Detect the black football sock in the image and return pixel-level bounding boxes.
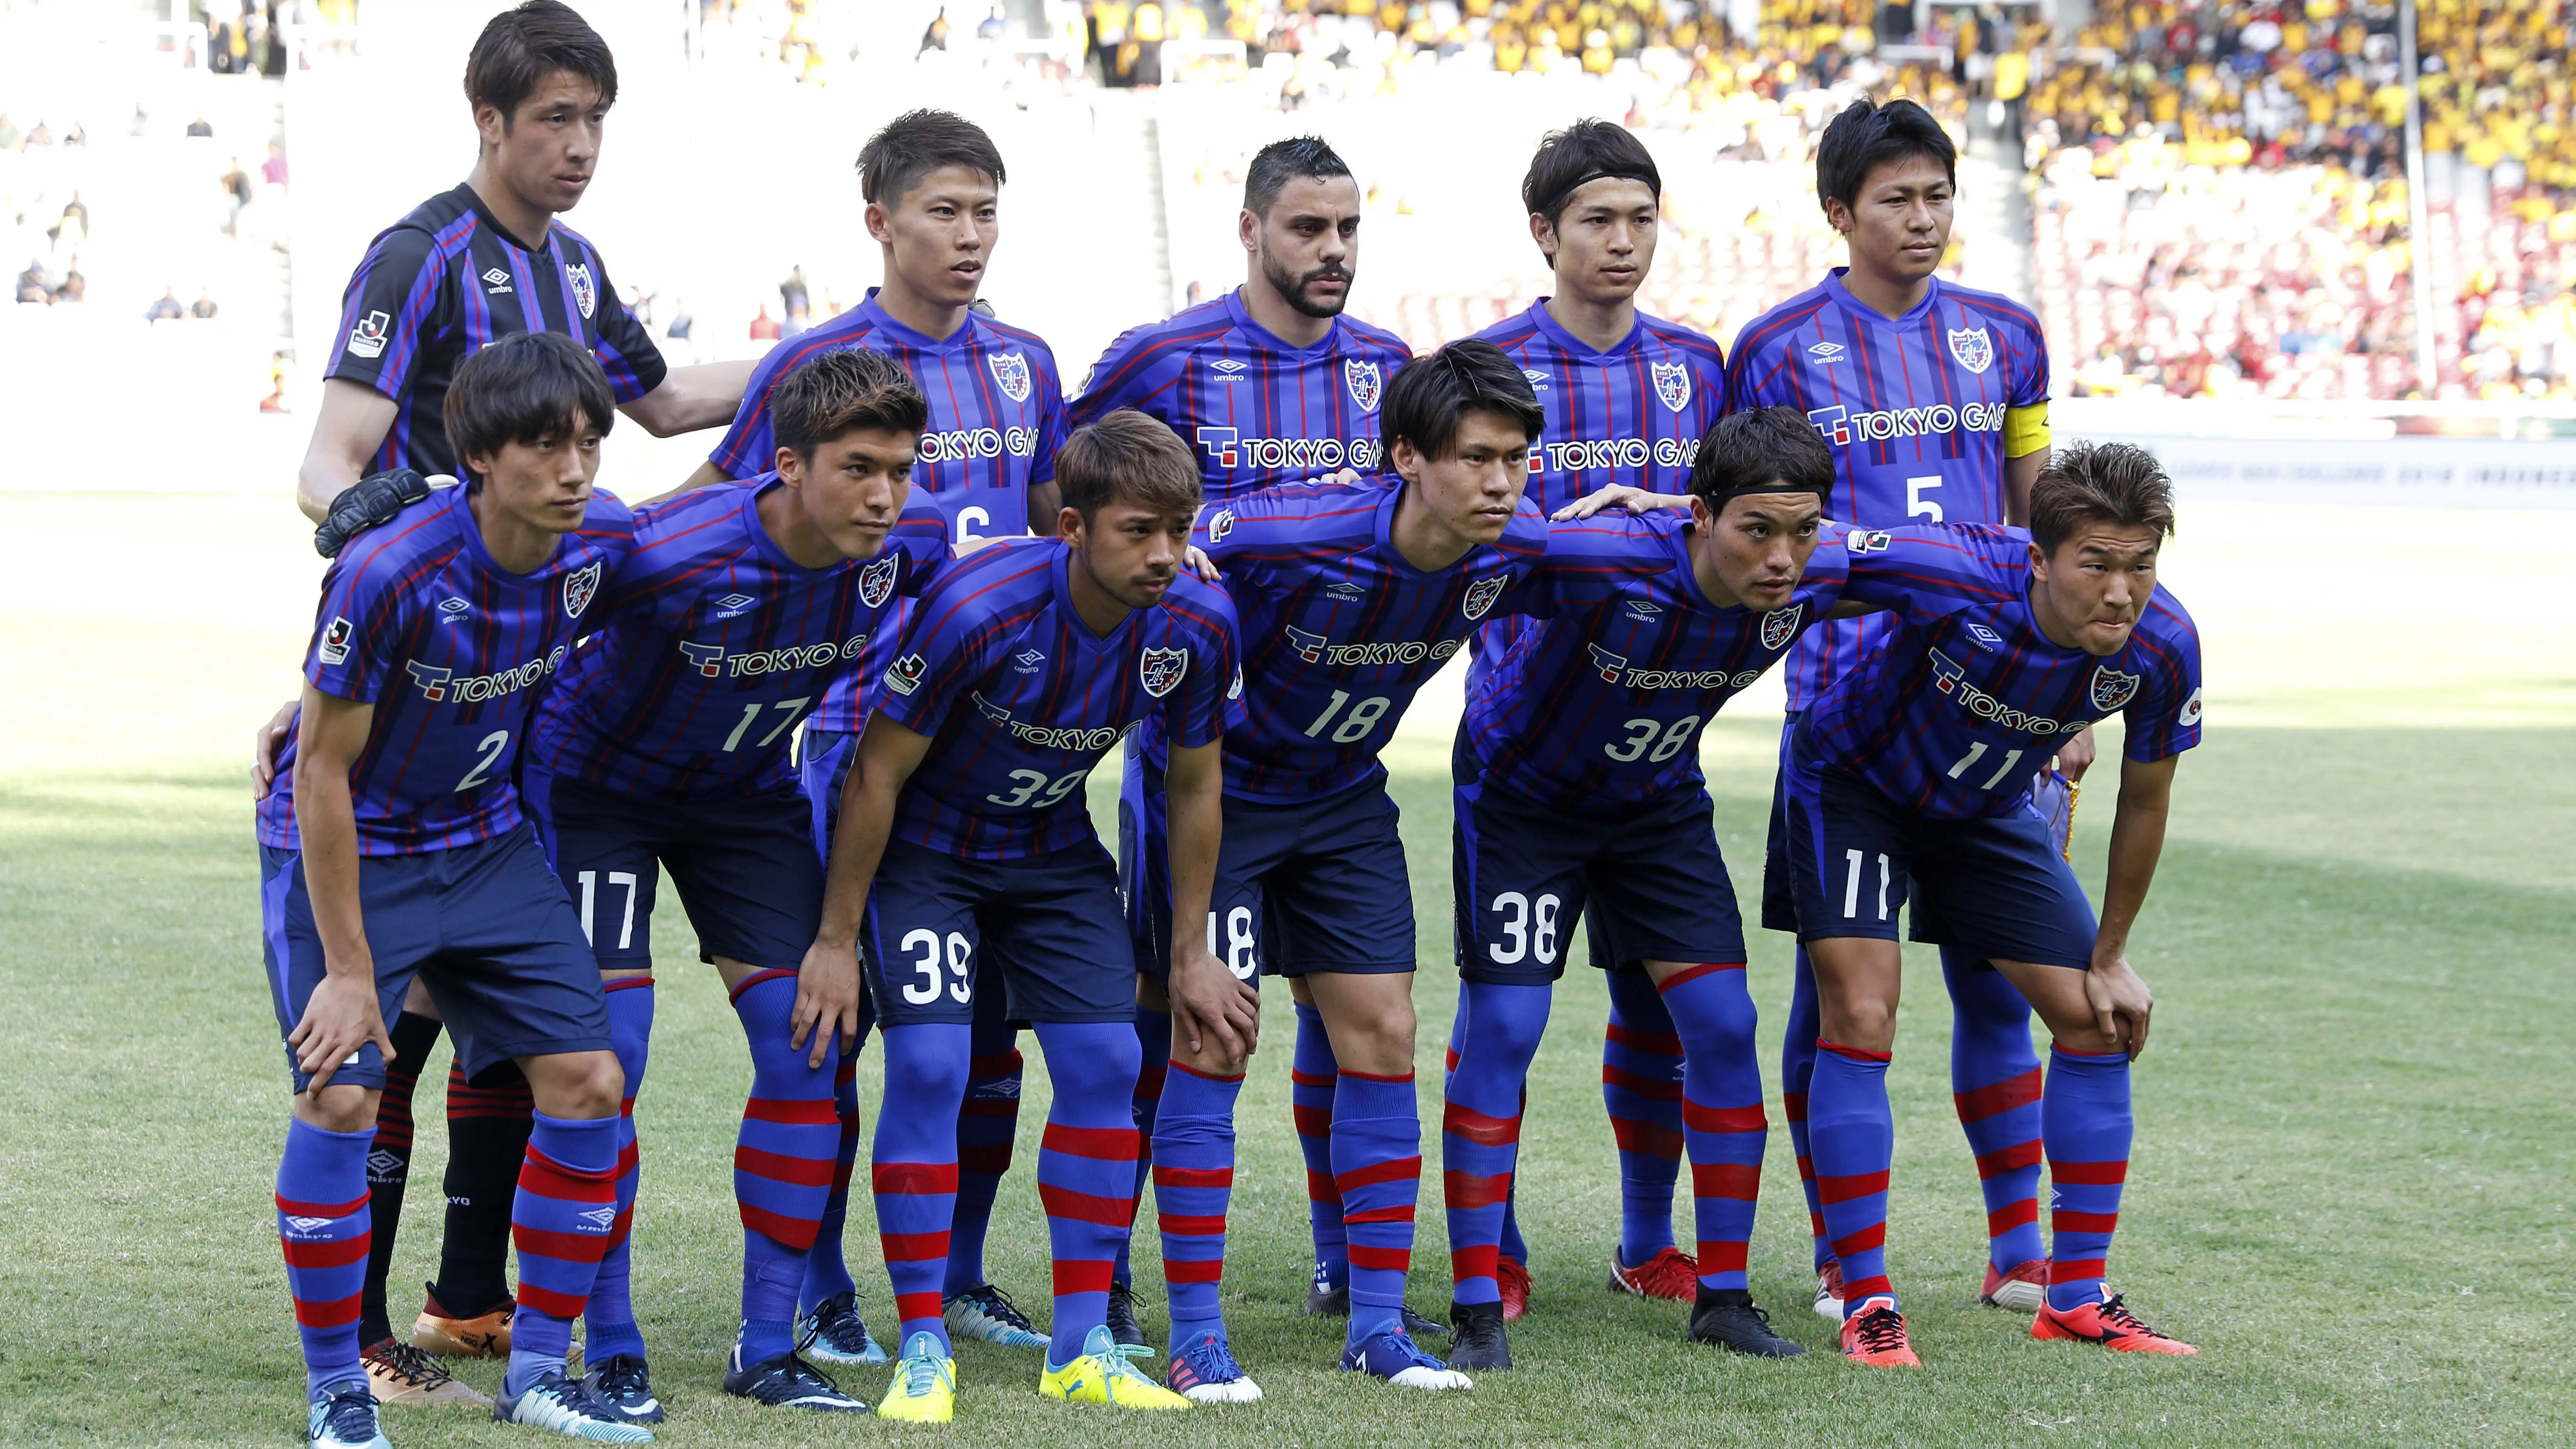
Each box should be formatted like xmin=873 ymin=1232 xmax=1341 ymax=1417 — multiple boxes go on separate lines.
xmin=428 ymin=1057 xmax=535 ymax=1317
xmin=358 ymin=1011 xmax=444 ymax=1347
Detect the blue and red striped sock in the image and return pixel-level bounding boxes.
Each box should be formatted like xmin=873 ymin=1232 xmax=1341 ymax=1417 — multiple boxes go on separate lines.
xmin=1291 ymin=1005 xmax=1349 ymax=1291
xmin=1807 ymin=1039 xmax=1896 ymax=1312
xmin=584 ymin=976 xmax=653 ymax=1365
xmin=1602 ymin=966 xmax=1685 ymax=1266
xmin=1942 ymin=950 xmax=2045 ymax=1273
xmin=944 ymin=1025 xmax=1022 ymax=1297
xmin=1031 ymin=1022 xmax=1140 ymax=1364
xmin=797 ymin=1046 xmax=868 ymax=1315
xmin=1116 ymin=1005 xmax=1172 ymax=1290
xmin=2042 ymin=1045 xmax=2133 ymax=1311
xmin=1152 ymin=1061 xmax=1241 ymax=1349
xmin=1441 ymin=998 xmax=1527 ymax=1266
xmin=730 ymin=970 xmax=840 ymax=1361
xmin=1656 ymin=963 xmax=1765 ymax=1291
xmin=1441 ymin=981 xmax=1546 ymax=1306
xmin=277 ymin=1118 xmax=372 ymax=1398
xmin=873 ymin=1022 xmax=969 ymax=1354
xmin=1781 ymin=948 xmax=1831 ymax=1272
xmin=505 ymin=1111 xmax=621 ymax=1395
xmin=1332 ymin=1069 xmax=1422 ymax=1348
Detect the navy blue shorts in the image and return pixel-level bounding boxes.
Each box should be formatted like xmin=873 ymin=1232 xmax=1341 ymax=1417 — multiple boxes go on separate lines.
xmin=864 ymin=836 xmax=1134 ymax=1028
xmin=1126 ymin=760 xmax=1417 ymax=984
xmin=1453 ymin=759 xmax=1745 ymax=985
xmin=1774 ymin=735 xmax=2098 ymax=970
xmin=258 ymin=822 xmax=609 ymax=1094
xmin=527 ymin=768 xmax=822 ymax=973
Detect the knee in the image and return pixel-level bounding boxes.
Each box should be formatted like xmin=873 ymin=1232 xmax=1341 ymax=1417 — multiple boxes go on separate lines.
xmin=537 ymin=1051 xmax=624 ymax=1119
xmin=1819 ymin=997 xmax=1897 ymax=1055
xmin=298 ymin=1083 xmax=377 ymax=1135
xmin=1347 ymin=1002 xmax=1417 ymax=1078
xmin=1460 ymin=985 xmax=1548 ymax=1067
xmin=883 ymin=1026 xmax=971 ymax=1104
xmin=1044 ymin=1025 xmax=1142 ymax=1104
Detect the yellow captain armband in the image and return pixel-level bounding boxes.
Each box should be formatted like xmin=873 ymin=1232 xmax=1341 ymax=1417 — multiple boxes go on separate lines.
xmin=2004 ymin=402 xmax=2052 ymax=459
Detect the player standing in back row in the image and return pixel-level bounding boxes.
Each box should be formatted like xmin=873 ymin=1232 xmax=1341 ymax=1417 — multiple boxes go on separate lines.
xmin=1071 ymin=134 xmax=1415 ymax=1344
xmin=698 ymin=108 xmax=1073 ymax=1359
xmin=1725 ymin=97 xmax=2068 ymax=1324
xmin=1466 ymin=118 xmax=1728 ymax=1317
xmin=287 ymin=2 xmax=753 ymax=1409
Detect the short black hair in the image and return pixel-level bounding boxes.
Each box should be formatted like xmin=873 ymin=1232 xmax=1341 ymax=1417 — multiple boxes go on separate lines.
xmin=465 ymin=1 xmax=617 ymax=125
xmin=1687 ymin=406 xmax=1835 ymax=510
xmin=443 ymin=331 xmax=615 ymax=485
xmin=1056 ymin=411 xmax=1203 ymax=521
xmin=857 ymin=108 xmax=1006 ymax=208
xmin=773 ymin=348 xmax=929 ymax=463
xmin=2031 ymin=441 xmax=2176 ymax=553
xmin=1521 ymin=119 xmax=1661 ymax=225
xmin=1380 ymin=339 xmax=1544 ymax=463
xmin=1244 ymin=136 xmax=1353 ymax=217
xmin=1815 ymin=97 xmax=1956 ymax=211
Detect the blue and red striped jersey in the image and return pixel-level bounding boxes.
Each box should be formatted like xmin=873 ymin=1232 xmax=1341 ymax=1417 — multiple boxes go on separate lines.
xmin=258 ymin=485 xmax=636 ymax=855
xmin=1462 ymin=510 xmax=1845 ymax=814
xmin=1727 ymin=269 xmax=2049 ymax=710
xmin=528 ymin=478 xmax=950 ymax=802
xmin=709 ymin=288 xmax=1071 ymax=733
xmin=1805 ymin=523 xmax=2201 ymax=820
xmin=1190 ymin=476 xmax=1552 ymax=803
xmin=874 ymin=538 xmax=1238 ymax=860
xmin=326 ymin=185 xmax=667 ymax=480
xmin=1467 ymin=300 xmax=1726 ymax=677
xmin=1069 ymin=287 xmax=1413 ymax=502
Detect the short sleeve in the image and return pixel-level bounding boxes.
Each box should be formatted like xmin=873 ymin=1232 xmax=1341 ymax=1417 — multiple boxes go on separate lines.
xmin=1066 ymin=324 xmax=1167 ymax=431
xmin=2009 ymin=316 xmax=2051 ymax=410
xmin=1028 ymin=371 xmax=1071 ymax=486
xmin=2120 ymin=608 xmax=2203 ymax=763
xmin=708 ymin=342 xmax=791 ymax=479
xmin=582 ymin=254 xmax=669 ymax=403
xmin=1163 ymin=588 xmax=1240 ymax=750
xmin=1834 ymin=523 xmax=1969 ymax=614
xmin=325 ymin=225 xmax=446 ymax=399
xmin=303 ymin=553 xmax=413 ymax=704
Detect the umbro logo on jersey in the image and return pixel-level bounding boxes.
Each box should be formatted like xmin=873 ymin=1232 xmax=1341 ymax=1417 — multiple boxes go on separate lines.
xmin=1344 ymin=359 xmax=1383 ymax=412
xmin=482 ymin=267 xmax=513 ymax=294
xmin=1324 ymin=580 xmax=1367 ymax=602
xmin=2089 ymin=663 xmax=2142 ymax=713
xmin=318 ymin=616 xmax=355 ymax=665
xmin=1807 ymin=341 xmax=1845 ymax=363
xmin=1521 ymin=368 xmax=1551 ymax=390
xmin=1966 ymin=623 xmax=2004 ymax=650
xmin=715 ymin=593 xmax=756 ymax=618
xmin=988 ymin=350 xmax=1033 ymax=404
xmin=1948 ymin=326 xmax=1995 ymax=375
xmin=345 ymin=310 xmax=390 ymax=360
xmin=438 ymin=597 xmax=470 ymax=619
xmin=1013 ymin=648 xmax=1046 ymax=674
xmin=1624 ymin=599 xmax=1663 ymax=620
xmin=886 ymin=653 xmax=928 ymax=696
xmin=1210 ymin=358 xmax=1248 ymax=379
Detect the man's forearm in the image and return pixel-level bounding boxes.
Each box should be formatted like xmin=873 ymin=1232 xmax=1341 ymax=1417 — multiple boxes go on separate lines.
xmin=814 ymin=770 xmax=899 ymax=947
xmin=627 ymin=359 xmax=756 ymax=437
xmin=1164 ymin=765 xmax=1223 ymax=957
xmin=293 ymin=772 xmax=373 ymax=975
xmin=1024 ymin=480 xmax=1063 ymax=538
xmin=2096 ymin=791 xmax=2170 ymax=954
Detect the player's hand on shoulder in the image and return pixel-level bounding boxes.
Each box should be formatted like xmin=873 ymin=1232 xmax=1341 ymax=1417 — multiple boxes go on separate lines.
xmin=789 ymin=935 xmax=867 ymax=1069
xmin=250 ymin=698 xmax=298 ymax=799
xmin=1184 ymin=544 xmax=1219 ymax=583
xmin=1551 ymin=484 xmax=1691 ymax=522
xmin=2082 ymin=949 xmax=2154 ymax=1059
xmin=313 ymin=467 xmax=437 ymax=558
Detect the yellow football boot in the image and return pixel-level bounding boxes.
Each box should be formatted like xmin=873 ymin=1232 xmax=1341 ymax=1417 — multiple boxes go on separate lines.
xmin=1039 ymin=1326 xmax=1191 ymax=1411
xmin=877 ymin=1331 xmax=958 ymax=1424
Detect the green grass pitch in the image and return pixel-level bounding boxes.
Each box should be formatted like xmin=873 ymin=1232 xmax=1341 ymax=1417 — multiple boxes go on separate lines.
xmin=0 ymin=494 xmax=2568 ymax=1446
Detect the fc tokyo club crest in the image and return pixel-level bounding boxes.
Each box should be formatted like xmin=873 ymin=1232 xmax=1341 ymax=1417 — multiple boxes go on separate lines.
xmin=1461 ymin=577 xmax=1507 ymax=620
xmin=857 ymin=551 xmax=900 ymax=608
xmin=2088 ymin=662 xmax=2142 ymax=713
xmin=1650 ymin=360 xmax=1691 ymax=413
xmin=1947 ymin=326 xmax=1995 ymax=375
xmin=988 ymin=351 xmax=1033 ymax=404
xmin=1759 ymin=602 xmax=1804 ymax=651
xmin=565 ymin=263 xmax=597 ymax=320
xmin=1139 ymin=647 xmax=1190 ymax=698
xmin=1344 ymin=359 xmax=1383 ymax=412
xmin=562 ymin=561 xmax=602 ymax=619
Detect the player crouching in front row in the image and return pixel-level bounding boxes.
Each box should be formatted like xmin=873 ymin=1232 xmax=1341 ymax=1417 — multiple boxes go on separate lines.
xmin=258 ymin=333 xmax=649 ymax=1449
xmin=806 ymin=411 xmax=1248 ymax=1423
xmin=1777 ymin=442 xmax=2204 ymax=1366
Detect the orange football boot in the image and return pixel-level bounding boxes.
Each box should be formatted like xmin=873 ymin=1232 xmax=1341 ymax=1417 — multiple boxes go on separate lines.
xmin=1980 ymin=1258 xmax=2050 ymax=1312
xmin=1838 ymin=1296 xmax=1922 ymax=1367
xmin=2033 ymin=1292 xmax=2197 ymax=1355
xmin=411 ymin=1288 xmax=513 ymax=1359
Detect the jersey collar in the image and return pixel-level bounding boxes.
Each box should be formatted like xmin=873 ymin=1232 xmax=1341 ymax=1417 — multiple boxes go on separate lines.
xmin=1223 ymin=285 xmax=1342 ymax=358
xmin=857 ymin=286 xmax=978 ymax=354
xmin=1522 ymin=297 xmax=1643 ymax=361
xmin=452 ymin=183 xmax=554 ymax=257
xmin=1821 ymin=266 xmax=1943 ymax=327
